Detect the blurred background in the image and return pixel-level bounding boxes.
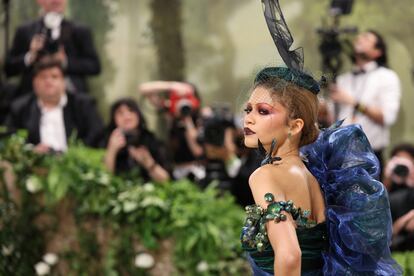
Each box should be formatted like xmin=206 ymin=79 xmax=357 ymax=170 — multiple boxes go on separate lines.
xmin=1 ymin=0 xmax=413 ymax=146
xmin=2 ymin=0 xmax=414 ymax=274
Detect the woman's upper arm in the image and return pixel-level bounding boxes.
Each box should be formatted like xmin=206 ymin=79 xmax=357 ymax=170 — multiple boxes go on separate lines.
xmin=249 ymin=166 xmax=301 ymax=255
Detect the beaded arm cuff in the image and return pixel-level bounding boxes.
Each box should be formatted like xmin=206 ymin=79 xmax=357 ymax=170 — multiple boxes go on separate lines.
xmin=241 ymin=193 xmax=315 ymax=252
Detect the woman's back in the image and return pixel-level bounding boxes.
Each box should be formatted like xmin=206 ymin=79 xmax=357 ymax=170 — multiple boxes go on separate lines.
xmin=251 ymin=157 xmax=326 ymax=225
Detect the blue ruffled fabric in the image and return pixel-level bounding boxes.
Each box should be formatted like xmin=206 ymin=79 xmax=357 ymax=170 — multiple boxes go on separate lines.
xmin=300 ymin=122 xmax=402 ymax=275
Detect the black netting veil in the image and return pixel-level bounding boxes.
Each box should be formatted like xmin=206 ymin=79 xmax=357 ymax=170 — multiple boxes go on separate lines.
xmin=261 ymin=0 xmax=304 ymax=71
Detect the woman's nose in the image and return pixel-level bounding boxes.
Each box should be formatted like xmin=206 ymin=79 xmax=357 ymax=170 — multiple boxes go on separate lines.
xmin=244 ymin=113 xmax=254 ymax=125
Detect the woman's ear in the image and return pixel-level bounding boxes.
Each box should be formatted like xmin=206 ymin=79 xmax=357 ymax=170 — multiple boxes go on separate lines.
xmin=289 ymin=118 xmax=304 ymax=136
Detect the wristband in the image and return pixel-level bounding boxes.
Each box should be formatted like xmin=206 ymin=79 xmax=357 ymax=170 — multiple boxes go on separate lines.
xmin=354 ymin=102 xmax=367 ymax=114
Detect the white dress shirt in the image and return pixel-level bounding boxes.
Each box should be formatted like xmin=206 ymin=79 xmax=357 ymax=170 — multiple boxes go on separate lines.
xmin=39 ymin=94 xmax=68 ymax=152
xmin=336 ymin=61 xmax=401 ymax=150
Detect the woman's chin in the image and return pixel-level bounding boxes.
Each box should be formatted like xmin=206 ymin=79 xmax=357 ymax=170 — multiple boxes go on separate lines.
xmin=244 ymin=136 xmax=258 ymax=148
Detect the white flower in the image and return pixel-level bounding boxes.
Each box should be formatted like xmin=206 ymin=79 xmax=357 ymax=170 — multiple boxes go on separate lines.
xmin=143 ymin=183 xmax=155 ymax=193
xmin=134 ymin=252 xmax=155 ymax=269
xmin=98 ymin=173 xmax=110 ymax=185
xmin=1 ymin=244 xmax=14 ymax=256
xmin=140 ymin=197 xmax=166 ymax=208
xmin=26 ymin=176 xmax=43 ymax=193
xmin=43 ymin=253 xmax=58 ymax=266
xmin=80 ymin=172 xmax=95 ymax=181
xmin=196 ymin=261 xmax=209 ymax=273
xmin=35 ymin=262 xmax=50 ymax=275
xmin=123 ymin=201 xmax=138 ymax=213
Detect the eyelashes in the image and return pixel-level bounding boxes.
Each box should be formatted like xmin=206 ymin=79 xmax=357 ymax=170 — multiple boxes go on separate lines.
xmin=258 ymin=108 xmax=270 ymax=115
xmin=243 ymin=107 xmax=252 ymax=114
xmin=243 ymin=105 xmax=272 ymax=115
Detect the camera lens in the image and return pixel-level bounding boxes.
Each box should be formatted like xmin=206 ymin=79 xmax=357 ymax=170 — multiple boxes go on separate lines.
xmin=393 ymin=164 xmax=409 ymax=178
xmin=180 ymin=105 xmax=192 ymax=117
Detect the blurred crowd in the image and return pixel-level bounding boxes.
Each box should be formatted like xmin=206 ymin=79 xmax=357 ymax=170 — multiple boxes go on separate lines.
xmin=1 ymin=0 xmax=414 ymax=252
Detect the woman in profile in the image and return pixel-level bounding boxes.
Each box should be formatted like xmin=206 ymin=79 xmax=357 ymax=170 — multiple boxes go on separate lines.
xmin=240 ymin=67 xmax=401 ymax=275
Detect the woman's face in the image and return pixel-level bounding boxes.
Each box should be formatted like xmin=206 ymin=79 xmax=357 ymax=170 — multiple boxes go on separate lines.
xmin=243 ymin=87 xmax=289 ymax=149
xmin=114 ymin=105 xmax=140 ymax=131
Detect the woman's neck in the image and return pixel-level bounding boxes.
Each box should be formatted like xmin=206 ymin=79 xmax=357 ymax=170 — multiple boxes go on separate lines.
xmin=273 ymin=148 xmax=300 ymax=160
xmin=264 ymin=140 xmax=299 ymax=159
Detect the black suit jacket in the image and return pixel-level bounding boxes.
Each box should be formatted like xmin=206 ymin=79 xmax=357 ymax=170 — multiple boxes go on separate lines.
xmin=5 ymin=18 xmax=101 ymax=97
xmin=6 ymin=92 xmax=104 ymax=148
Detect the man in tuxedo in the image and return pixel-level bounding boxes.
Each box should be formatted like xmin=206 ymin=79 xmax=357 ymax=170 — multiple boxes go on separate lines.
xmin=4 ymin=0 xmax=101 ymax=98
xmin=6 ymin=56 xmax=104 ymax=153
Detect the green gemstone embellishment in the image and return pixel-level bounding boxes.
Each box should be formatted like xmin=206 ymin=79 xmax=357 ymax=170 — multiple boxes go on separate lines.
xmin=267 ymin=202 xmax=282 ymax=214
xmin=257 ymin=242 xmax=264 ymax=251
xmin=241 ymin=196 xmax=313 ymax=253
xmin=264 ymin=193 xmax=274 ymax=202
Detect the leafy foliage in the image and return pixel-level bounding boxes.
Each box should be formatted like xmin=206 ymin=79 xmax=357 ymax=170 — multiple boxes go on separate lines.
xmin=0 ymin=133 xmax=249 ymax=275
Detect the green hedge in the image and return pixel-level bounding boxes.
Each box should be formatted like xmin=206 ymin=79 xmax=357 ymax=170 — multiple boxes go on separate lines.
xmin=393 ymin=251 xmax=414 ymax=276
xmin=0 ymin=132 xmax=249 ymax=275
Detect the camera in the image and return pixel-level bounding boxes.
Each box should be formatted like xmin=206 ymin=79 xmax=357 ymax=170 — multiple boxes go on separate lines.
xmin=330 ymin=0 xmax=354 ymax=16
xmin=123 ymin=129 xmax=141 ymax=147
xmin=387 ymin=156 xmax=414 ymax=186
xmin=39 ymin=12 xmax=63 ymax=54
xmin=317 ymin=0 xmax=357 ymax=77
xmin=167 ymin=88 xmax=200 ymax=118
xmin=201 ymin=104 xmax=235 ymax=147
xmin=393 ymin=164 xmax=409 ymax=178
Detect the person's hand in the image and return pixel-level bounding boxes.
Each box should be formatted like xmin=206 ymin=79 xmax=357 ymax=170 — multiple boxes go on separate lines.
xmin=33 ymin=143 xmax=51 ymax=154
xmin=28 ymin=34 xmax=46 ymax=64
xmin=128 ymin=146 xmax=155 ymax=169
xmin=404 ymin=210 xmax=414 ymax=232
xmin=329 ymin=84 xmax=356 ymax=106
xmin=205 ymin=128 xmax=236 ymax=161
xmin=170 ymin=82 xmax=193 ymax=96
xmin=54 ymin=46 xmax=68 ymax=67
xmin=107 ymin=129 xmax=126 ymax=153
xmin=205 ymin=144 xmax=228 ymax=160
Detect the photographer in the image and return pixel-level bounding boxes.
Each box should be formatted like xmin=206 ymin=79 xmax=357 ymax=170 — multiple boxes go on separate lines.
xmin=138 ymin=81 xmax=205 ymax=180
xmin=329 ymin=31 xmax=401 ymax=177
xmin=384 ymin=143 xmax=414 ymax=193
xmin=4 ymin=0 xmax=101 ymax=97
xmin=198 ymin=105 xmax=242 ymax=191
xmin=384 ymin=143 xmax=414 ymax=251
xmin=104 ymin=98 xmax=170 ymax=182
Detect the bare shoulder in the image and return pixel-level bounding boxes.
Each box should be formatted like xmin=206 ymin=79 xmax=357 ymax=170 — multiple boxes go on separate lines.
xmin=249 ymin=164 xmax=287 ymax=206
xmin=249 ymin=164 xmax=282 ymax=186
xmin=250 ymin=163 xmax=305 ymax=188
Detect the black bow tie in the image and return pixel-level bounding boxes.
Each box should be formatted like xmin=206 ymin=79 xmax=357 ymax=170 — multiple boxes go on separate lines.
xmin=352 ymin=69 xmax=366 ymax=76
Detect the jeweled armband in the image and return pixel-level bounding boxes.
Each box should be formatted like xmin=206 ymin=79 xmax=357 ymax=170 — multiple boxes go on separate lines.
xmin=242 ymin=193 xmax=313 ymax=252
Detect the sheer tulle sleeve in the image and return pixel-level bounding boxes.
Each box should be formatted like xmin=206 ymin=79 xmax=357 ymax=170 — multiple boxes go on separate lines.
xmin=300 ymin=122 xmax=402 ymax=275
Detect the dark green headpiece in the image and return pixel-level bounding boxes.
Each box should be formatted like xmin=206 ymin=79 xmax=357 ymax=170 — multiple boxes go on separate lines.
xmin=254 ymin=67 xmax=321 ymax=94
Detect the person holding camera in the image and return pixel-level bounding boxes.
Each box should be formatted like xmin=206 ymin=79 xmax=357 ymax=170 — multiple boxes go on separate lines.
xmin=197 ymin=105 xmax=243 ymax=191
xmin=384 ymin=143 xmax=414 ymax=193
xmin=104 ymin=98 xmax=170 ymax=182
xmin=383 ymin=143 xmax=414 ymax=251
xmin=138 ymin=81 xmax=205 ymax=181
xmin=329 ymin=31 xmax=401 ymax=178
xmin=5 ymin=56 xmax=104 ymax=154
xmin=4 ymin=0 xmax=101 ymax=98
